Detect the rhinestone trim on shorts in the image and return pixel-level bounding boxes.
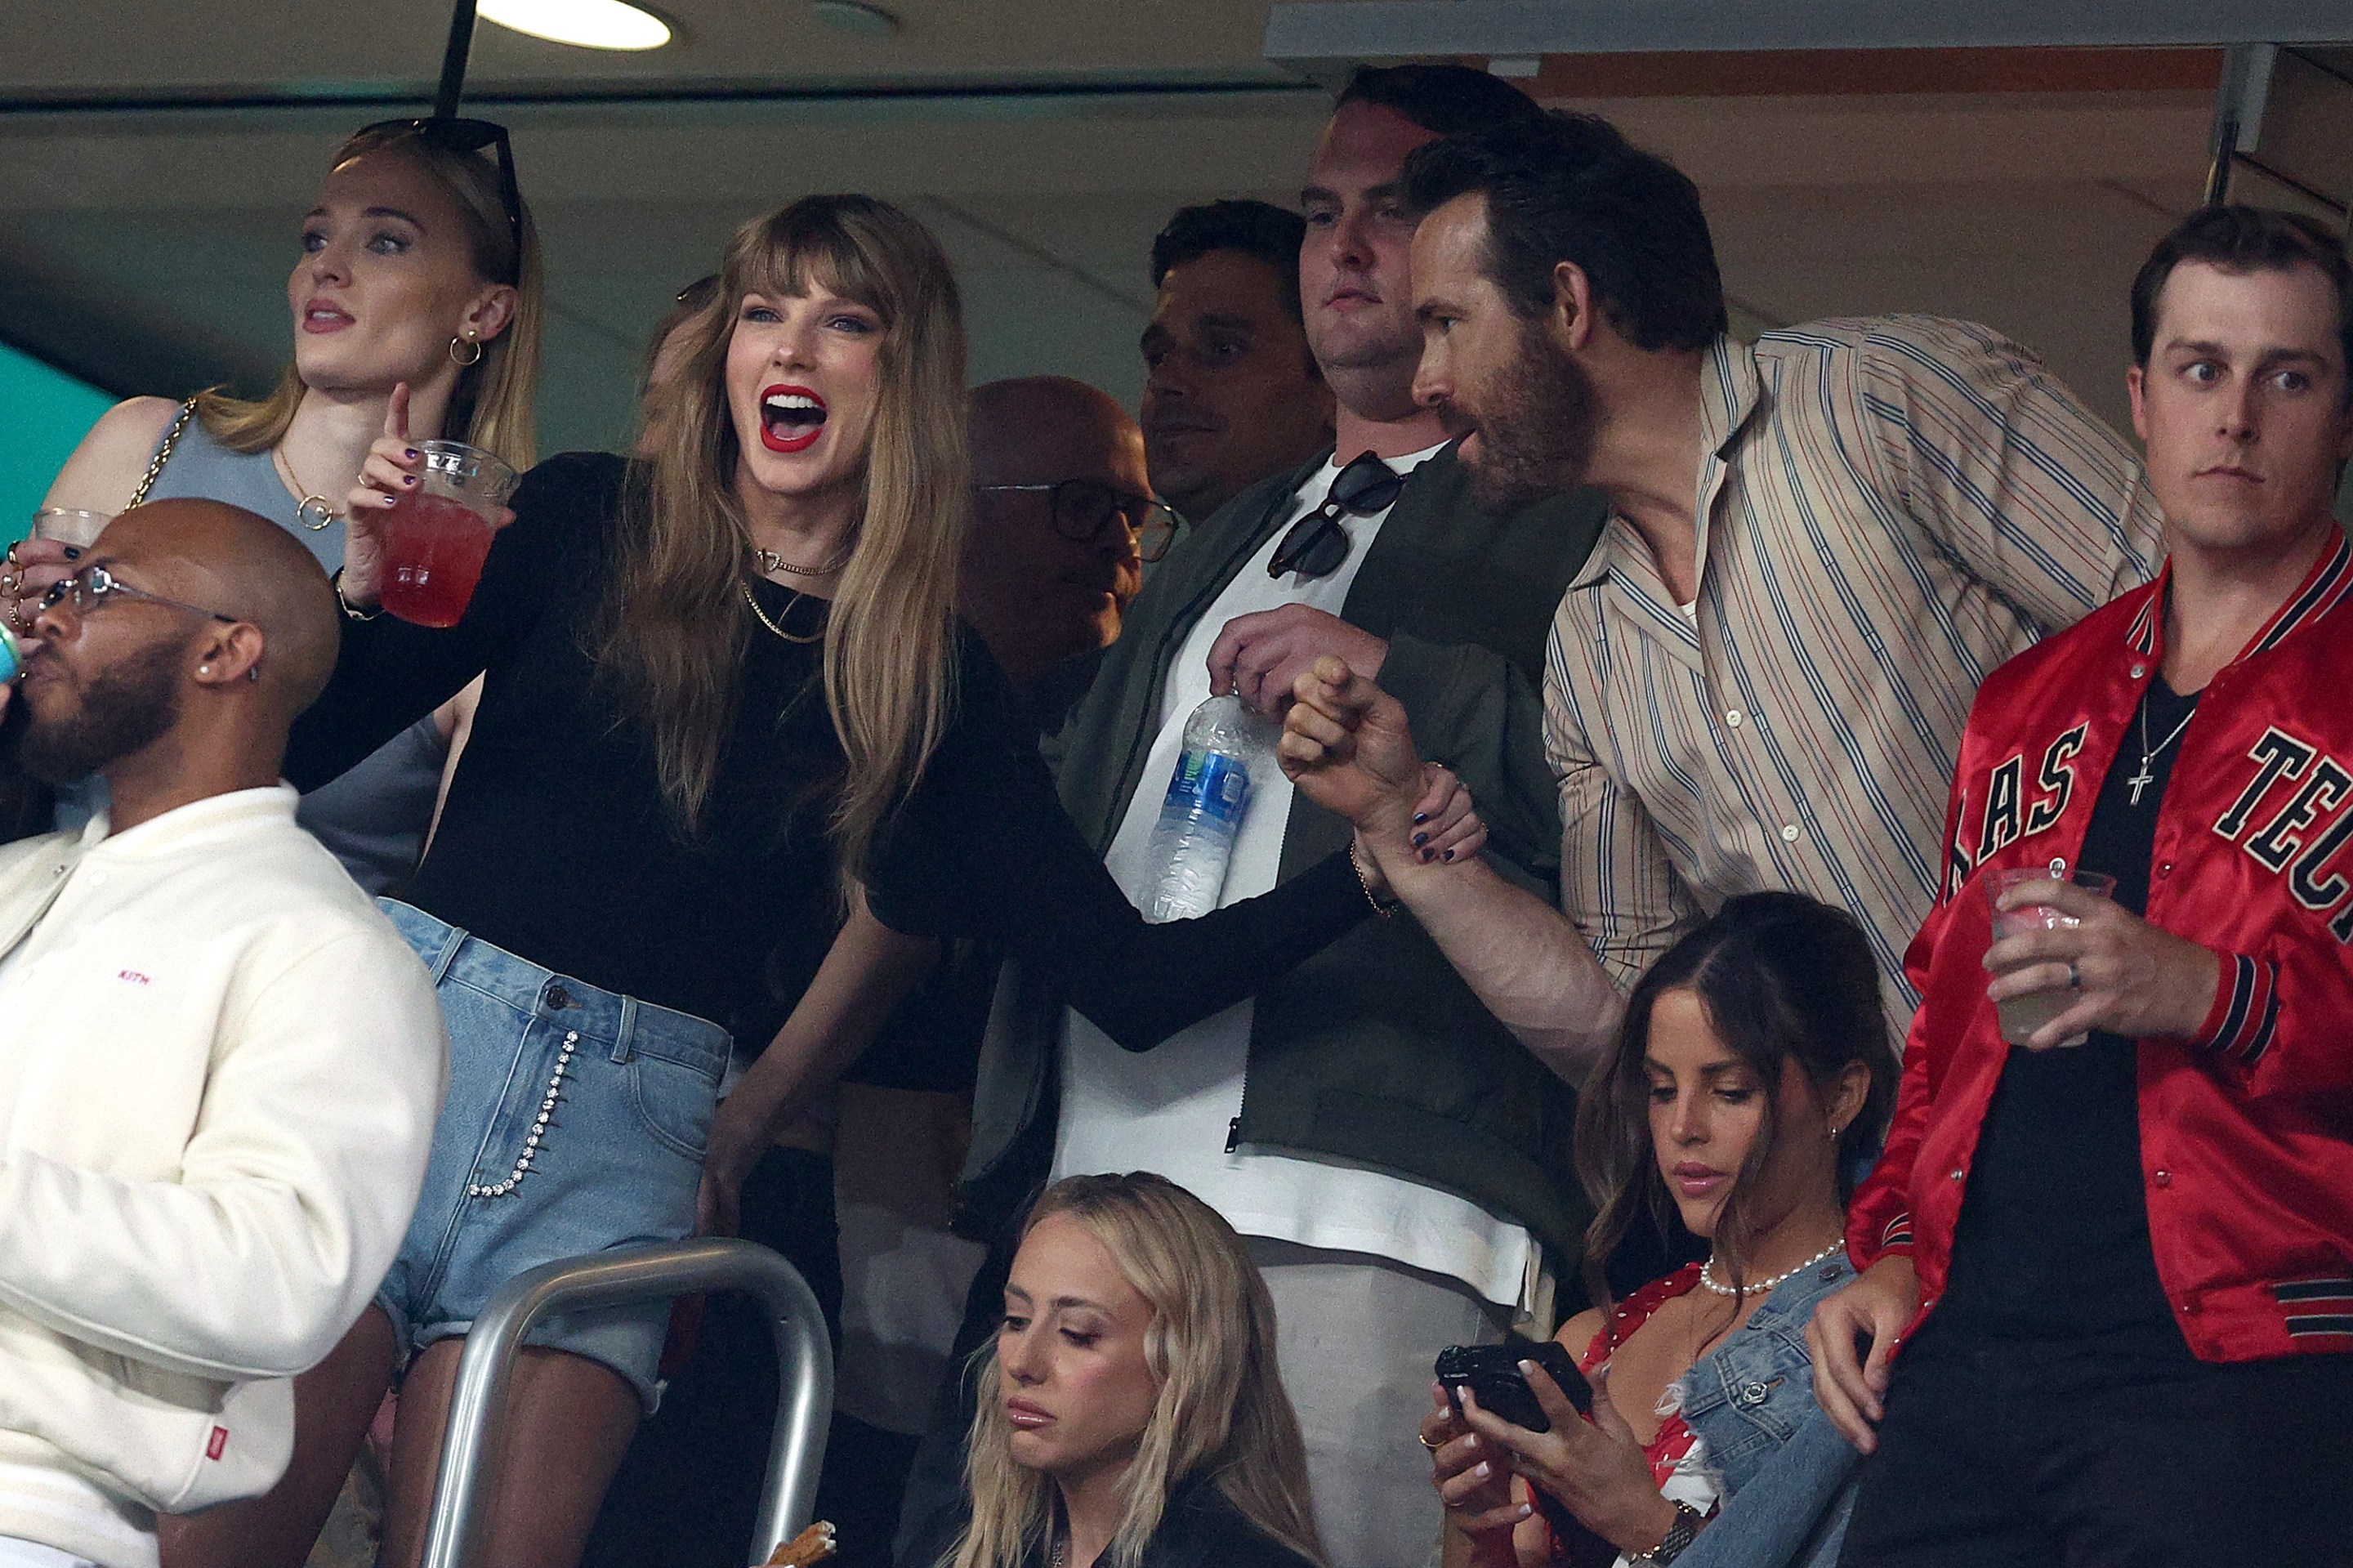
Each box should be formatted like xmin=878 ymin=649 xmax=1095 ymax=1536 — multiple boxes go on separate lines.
xmin=467 ymin=1029 xmax=578 ymax=1199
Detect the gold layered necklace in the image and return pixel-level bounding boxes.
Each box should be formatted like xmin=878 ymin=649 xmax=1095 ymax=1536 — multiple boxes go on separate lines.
xmin=741 ymin=580 xmax=824 ymax=644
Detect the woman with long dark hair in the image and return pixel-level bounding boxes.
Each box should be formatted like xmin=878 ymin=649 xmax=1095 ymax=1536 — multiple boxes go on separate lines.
xmin=199 ymin=194 xmax=1467 ymax=1568
xmin=1423 ymin=893 xmax=1896 ymax=1568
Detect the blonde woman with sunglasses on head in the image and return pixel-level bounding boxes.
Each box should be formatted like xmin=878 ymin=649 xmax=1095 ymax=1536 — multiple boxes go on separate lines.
xmin=29 ymin=116 xmax=540 ymax=898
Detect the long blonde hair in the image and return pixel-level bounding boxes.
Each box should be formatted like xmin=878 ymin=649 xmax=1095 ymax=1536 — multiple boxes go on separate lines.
xmin=196 ymin=120 xmax=542 ymax=472
xmin=601 ymin=195 xmax=967 ymax=872
xmin=952 ymin=1174 xmax=1326 ymax=1568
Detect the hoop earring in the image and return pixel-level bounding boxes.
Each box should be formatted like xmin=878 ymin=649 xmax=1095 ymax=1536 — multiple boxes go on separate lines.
xmin=449 ymin=333 xmax=483 ymax=367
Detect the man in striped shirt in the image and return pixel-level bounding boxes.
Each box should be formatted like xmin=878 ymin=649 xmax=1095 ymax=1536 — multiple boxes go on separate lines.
xmin=1279 ymin=110 xmax=2165 ymax=1073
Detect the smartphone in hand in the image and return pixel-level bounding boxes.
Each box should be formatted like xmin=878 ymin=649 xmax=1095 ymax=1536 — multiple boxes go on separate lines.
xmin=1434 ymin=1337 xmax=1593 ymax=1432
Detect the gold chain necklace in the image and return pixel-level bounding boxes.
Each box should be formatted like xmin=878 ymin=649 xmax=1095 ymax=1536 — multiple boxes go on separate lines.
xmin=754 ymin=543 xmax=851 ymax=578
xmin=271 ymin=446 xmax=342 ymax=532
xmin=742 ymin=580 xmax=824 ymax=644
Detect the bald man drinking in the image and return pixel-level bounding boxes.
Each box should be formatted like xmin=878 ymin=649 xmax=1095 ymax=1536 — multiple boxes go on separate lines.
xmin=0 ymin=499 xmax=444 ymax=1568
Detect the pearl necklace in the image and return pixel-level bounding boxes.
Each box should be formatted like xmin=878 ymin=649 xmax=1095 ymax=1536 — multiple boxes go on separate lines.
xmin=1696 ymin=1238 xmax=1846 ymax=1298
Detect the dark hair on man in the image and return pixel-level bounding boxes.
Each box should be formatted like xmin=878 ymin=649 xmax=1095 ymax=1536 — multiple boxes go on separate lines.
xmin=1150 ymin=199 xmax=1310 ymax=323
xmin=2130 ymin=205 xmax=2353 ymax=404
xmin=1333 ymin=61 xmax=1547 ymax=138
xmin=1401 ymin=110 xmax=1726 ymax=353
xmin=1576 ymin=891 xmax=1899 ymax=1311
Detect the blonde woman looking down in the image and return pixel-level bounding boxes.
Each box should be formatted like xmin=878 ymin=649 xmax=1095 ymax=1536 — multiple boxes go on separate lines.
xmin=919 ymin=1173 xmax=1325 ymax=1568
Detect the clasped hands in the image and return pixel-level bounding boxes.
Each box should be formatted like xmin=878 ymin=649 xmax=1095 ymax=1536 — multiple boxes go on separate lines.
xmin=1418 ymin=1364 xmax=1679 ymax=1558
xmin=1275 ymin=654 xmax=1449 ymax=862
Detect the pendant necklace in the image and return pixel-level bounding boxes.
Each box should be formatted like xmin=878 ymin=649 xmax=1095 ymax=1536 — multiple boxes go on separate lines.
xmin=272 ymin=446 xmax=342 ymax=531
xmin=2125 ymin=687 xmax=2197 ymax=806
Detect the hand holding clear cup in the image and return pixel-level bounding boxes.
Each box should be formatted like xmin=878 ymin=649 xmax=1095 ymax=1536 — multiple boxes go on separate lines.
xmin=1986 ymin=867 xmax=2118 ymax=1048
xmin=342 ymin=382 xmax=517 ymax=626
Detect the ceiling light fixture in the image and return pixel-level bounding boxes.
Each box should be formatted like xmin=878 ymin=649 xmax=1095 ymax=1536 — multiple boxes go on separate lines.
xmin=480 ymin=0 xmax=672 ymax=51
xmin=810 ymin=0 xmax=900 ymax=37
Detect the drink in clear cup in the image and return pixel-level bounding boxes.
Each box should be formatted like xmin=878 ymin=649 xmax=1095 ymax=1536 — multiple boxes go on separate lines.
xmin=378 ymin=440 xmax=516 ymax=627
xmin=1990 ymin=865 xmax=2119 ymax=1047
xmin=30 ymin=508 xmax=112 ymax=549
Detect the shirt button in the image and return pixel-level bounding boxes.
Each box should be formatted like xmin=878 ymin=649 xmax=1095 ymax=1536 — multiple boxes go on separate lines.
xmin=1949 ymin=1168 xmax=1966 ymax=1182
xmin=2153 ymin=1169 xmax=2172 ymax=1187
xmin=1781 ymin=824 xmax=1801 ymax=842
xmin=2156 ymin=861 xmax=2173 ymax=878
xmin=2182 ymin=1296 xmax=2201 ymax=1316
xmin=1726 ymin=708 xmax=1744 ymax=728
xmin=2131 ymin=663 xmax=2148 ymax=679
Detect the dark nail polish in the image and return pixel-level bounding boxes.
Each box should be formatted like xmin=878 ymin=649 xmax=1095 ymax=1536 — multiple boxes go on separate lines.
xmin=402 ymin=474 xmax=417 ymax=485
xmin=1443 ymin=849 xmax=1456 ymax=862
xmin=1412 ymin=812 xmax=1427 ymax=825
xmin=1412 ymin=832 xmax=1429 ymax=847
xmin=404 ymin=448 xmax=419 ymax=461
xmin=1420 ymin=849 xmax=1435 ymax=863
xmin=61 ymin=547 xmax=81 ymax=561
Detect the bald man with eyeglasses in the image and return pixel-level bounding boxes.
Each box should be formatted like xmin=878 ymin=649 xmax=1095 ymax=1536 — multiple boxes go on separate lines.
xmin=0 ymin=498 xmax=442 ymax=1568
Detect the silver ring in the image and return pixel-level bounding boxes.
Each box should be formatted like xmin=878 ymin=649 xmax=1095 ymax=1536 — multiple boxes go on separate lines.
xmin=2066 ymin=960 xmax=2082 ymax=990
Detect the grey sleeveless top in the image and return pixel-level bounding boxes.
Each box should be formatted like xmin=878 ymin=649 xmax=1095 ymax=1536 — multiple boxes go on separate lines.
xmin=96 ymin=415 xmax=450 ymax=895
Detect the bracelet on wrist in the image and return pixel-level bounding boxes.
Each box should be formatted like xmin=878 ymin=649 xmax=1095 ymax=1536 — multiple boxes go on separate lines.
xmin=333 ymin=570 xmax=382 ymax=622
xmin=1629 ymin=1500 xmax=1707 ymax=1567
xmin=1348 ymin=838 xmax=1400 ymax=918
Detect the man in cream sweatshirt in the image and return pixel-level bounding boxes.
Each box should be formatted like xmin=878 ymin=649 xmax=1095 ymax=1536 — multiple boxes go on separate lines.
xmin=0 ymin=498 xmax=444 ymax=1568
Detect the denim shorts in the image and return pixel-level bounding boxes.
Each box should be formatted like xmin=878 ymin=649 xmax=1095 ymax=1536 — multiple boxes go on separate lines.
xmin=374 ymin=900 xmax=730 ymax=1409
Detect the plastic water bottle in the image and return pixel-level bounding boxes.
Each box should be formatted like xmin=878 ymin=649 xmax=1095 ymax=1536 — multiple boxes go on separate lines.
xmin=1141 ymin=695 xmax=1270 ymax=922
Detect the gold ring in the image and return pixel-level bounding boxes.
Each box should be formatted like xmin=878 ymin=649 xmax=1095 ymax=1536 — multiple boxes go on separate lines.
xmin=1418 ymin=1432 xmax=1444 ymax=1451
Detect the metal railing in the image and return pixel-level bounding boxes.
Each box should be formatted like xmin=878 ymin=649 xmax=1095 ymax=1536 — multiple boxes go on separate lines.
xmin=417 ymin=1237 xmax=834 ymax=1568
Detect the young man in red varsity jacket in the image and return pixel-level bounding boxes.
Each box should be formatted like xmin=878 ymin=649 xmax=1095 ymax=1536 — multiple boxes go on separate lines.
xmin=1809 ymin=207 xmax=2353 ymax=1565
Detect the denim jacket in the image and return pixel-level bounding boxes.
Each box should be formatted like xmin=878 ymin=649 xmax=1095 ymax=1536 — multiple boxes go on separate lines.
xmin=1669 ymin=1254 xmax=1860 ymax=1568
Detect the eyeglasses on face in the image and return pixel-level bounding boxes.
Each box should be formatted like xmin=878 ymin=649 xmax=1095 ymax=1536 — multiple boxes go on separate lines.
xmin=40 ymin=564 xmax=240 ymax=627
xmin=975 ymin=479 xmax=1183 ymax=565
xmin=1268 ymin=450 xmax=1404 ymax=579
xmin=355 ymin=116 xmax=525 ymax=285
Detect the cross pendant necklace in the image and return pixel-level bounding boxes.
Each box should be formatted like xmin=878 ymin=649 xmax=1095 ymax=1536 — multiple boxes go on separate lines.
xmin=2128 ymin=687 xmax=2196 ymax=806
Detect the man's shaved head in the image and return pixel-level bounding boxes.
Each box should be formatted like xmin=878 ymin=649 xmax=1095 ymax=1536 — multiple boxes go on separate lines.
xmin=970 ymin=377 xmax=1139 ymax=487
xmin=96 ymin=499 xmax=341 ymax=716
xmin=964 ymin=377 xmax=1150 ymax=690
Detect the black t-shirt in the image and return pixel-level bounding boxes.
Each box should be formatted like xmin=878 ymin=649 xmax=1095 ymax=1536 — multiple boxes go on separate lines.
xmin=1938 ymin=676 xmax=2199 ymax=1347
xmin=286 ymin=453 xmax=1365 ymax=1056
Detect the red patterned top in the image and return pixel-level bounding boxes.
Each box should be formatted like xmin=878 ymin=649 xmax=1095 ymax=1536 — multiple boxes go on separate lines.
xmin=1536 ymin=1263 xmax=1710 ymax=1566
xmin=1580 ymin=1262 xmax=1705 ymax=1487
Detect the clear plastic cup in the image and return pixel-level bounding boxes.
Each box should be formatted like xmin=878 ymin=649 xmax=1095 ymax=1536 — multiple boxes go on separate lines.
xmin=1990 ymin=865 xmax=2118 ymax=1047
xmin=30 ymin=508 xmax=112 ymax=549
xmin=378 ymin=440 xmax=518 ymax=628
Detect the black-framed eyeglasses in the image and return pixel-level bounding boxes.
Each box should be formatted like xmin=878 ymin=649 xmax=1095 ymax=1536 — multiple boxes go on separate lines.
xmin=40 ymin=564 xmax=239 ymax=626
xmin=1269 ymin=450 xmax=1404 ymax=579
xmin=975 ymin=479 xmax=1183 ymax=565
xmin=357 ymin=116 xmax=524 ymax=284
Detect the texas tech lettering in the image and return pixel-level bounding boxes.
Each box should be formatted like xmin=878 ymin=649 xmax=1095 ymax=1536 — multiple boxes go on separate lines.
xmin=2213 ymin=726 xmax=2353 ymax=942
xmin=1948 ymin=723 xmax=2088 ymax=897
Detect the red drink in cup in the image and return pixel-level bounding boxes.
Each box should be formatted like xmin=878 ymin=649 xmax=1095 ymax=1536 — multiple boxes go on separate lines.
xmin=378 ymin=440 xmax=517 ymax=628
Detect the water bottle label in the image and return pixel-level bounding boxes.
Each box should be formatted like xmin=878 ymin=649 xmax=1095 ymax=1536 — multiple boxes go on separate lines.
xmin=1162 ymin=748 xmax=1249 ymax=827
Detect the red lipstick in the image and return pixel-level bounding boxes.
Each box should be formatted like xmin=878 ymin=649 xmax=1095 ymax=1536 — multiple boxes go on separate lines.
xmin=758 ymin=383 xmax=828 ymax=453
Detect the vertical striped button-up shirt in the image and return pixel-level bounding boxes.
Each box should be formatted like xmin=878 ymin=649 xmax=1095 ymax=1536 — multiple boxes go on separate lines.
xmin=1545 ymin=316 xmax=2165 ymax=1034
